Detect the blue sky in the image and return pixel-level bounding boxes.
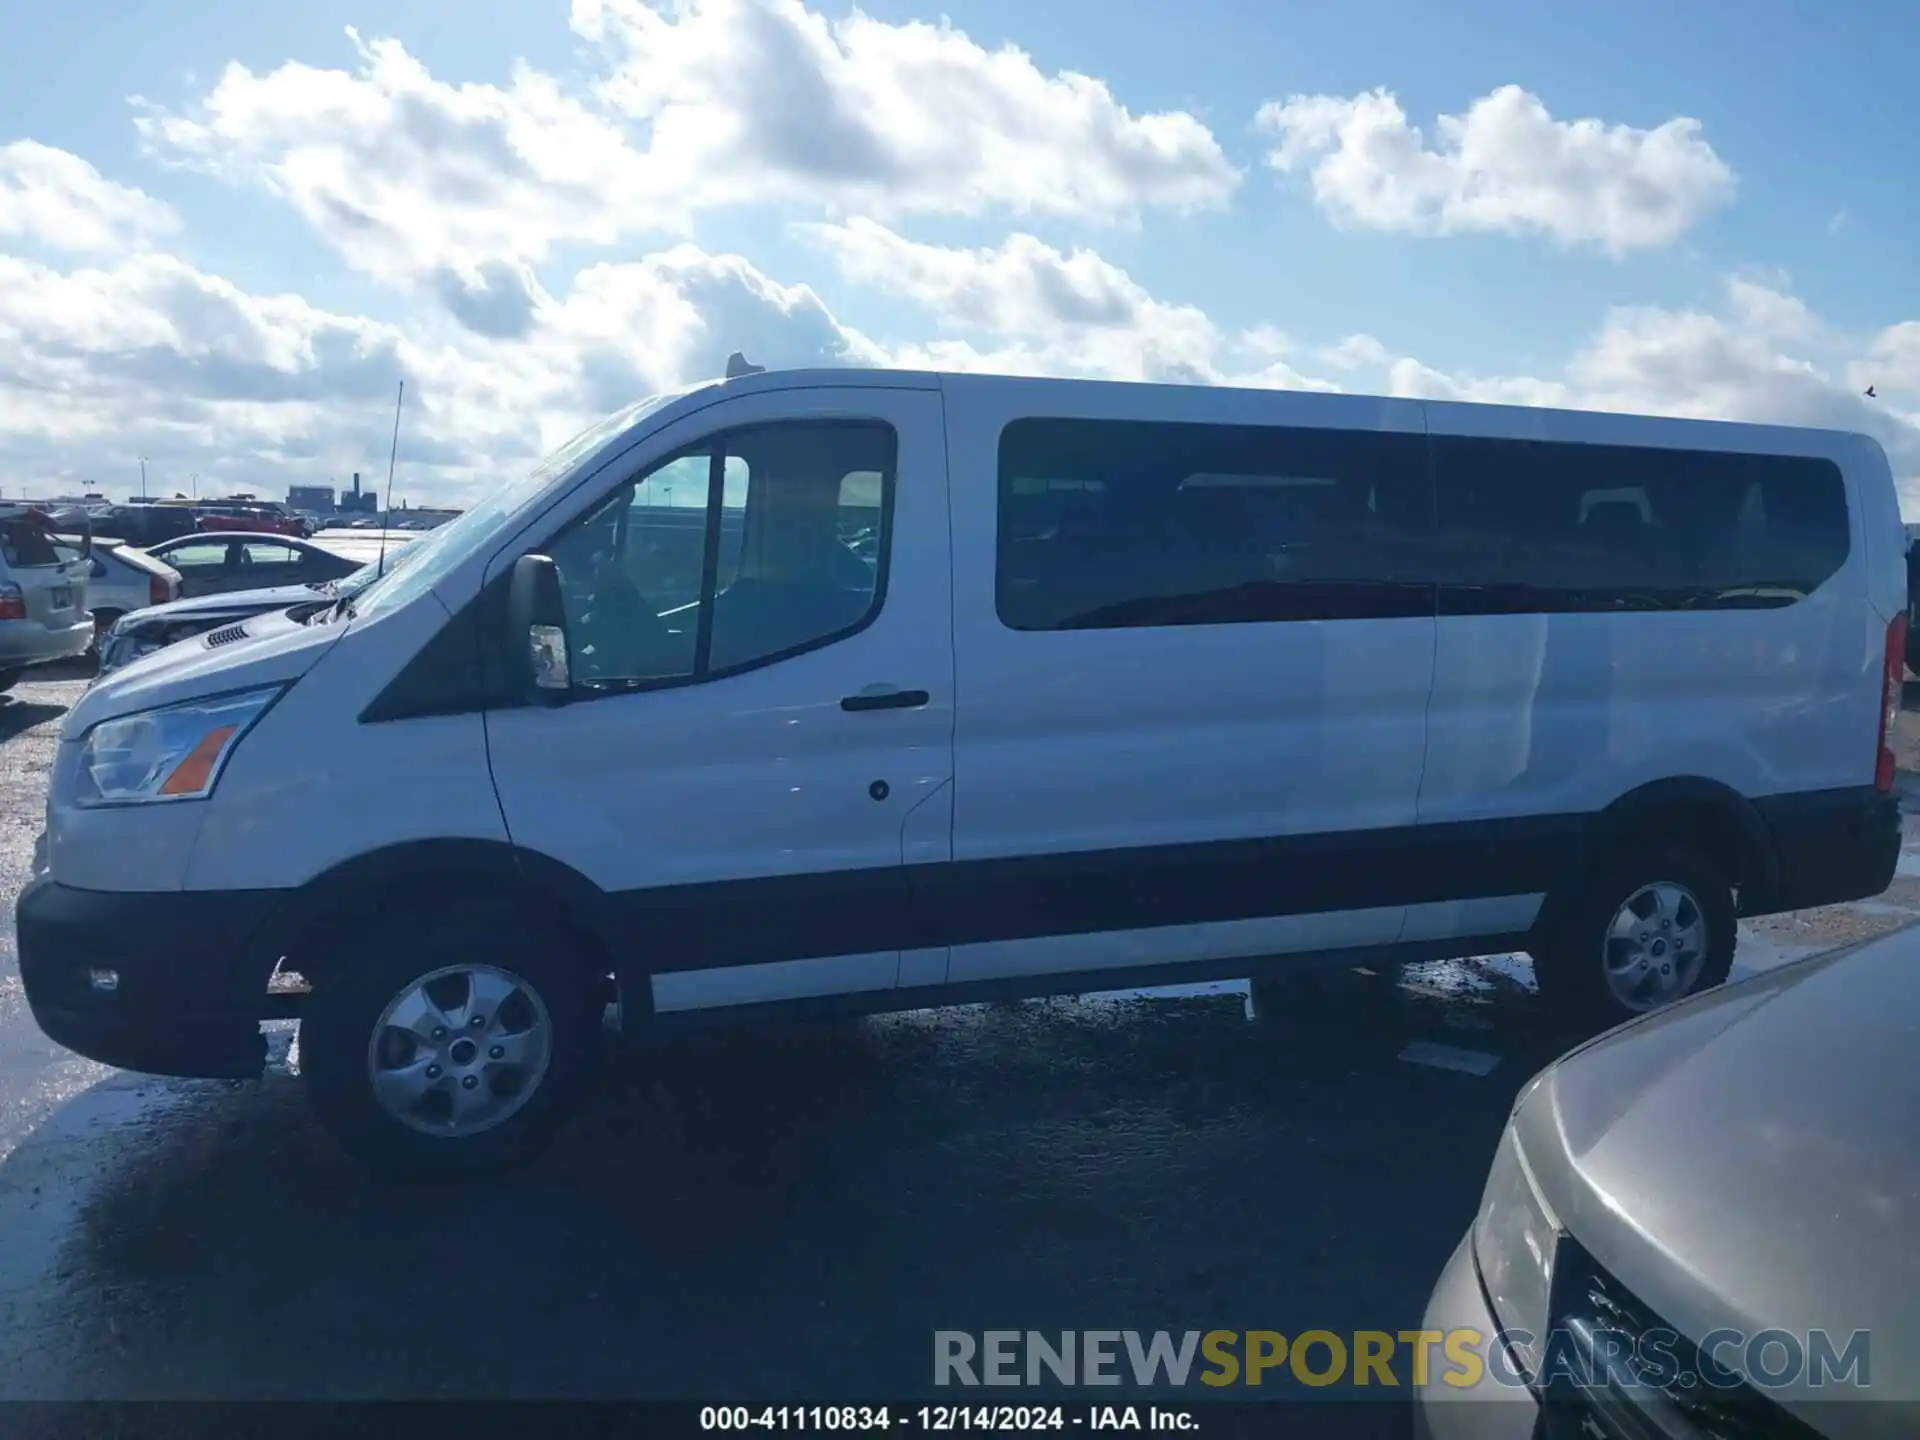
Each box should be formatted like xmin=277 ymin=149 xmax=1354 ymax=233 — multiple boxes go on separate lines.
xmin=1 ymin=0 xmax=1916 ymax=507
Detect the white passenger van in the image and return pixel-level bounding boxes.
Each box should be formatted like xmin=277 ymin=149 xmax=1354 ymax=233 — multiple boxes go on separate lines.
xmin=19 ymin=366 xmax=1907 ymax=1175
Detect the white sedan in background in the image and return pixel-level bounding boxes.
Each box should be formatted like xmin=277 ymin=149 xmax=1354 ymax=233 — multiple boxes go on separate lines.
xmin=56 ymin=536 xmax=183 ymax=655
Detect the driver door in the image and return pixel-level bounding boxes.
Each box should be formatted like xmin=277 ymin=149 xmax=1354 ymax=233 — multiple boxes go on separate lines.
xmin=483 ymin=386 xmax=955 ymax=1015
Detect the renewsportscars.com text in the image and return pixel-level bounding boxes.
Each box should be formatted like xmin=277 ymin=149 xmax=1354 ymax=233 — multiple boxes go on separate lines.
xmin=933 ymin=1328 xmax=1870 ymax=1392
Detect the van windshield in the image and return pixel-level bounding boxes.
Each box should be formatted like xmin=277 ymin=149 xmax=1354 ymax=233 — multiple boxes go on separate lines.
xmin=351 ymin=390 xmax=691 ymax=620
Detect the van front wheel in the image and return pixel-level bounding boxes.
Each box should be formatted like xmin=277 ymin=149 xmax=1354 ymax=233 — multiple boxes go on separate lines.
xmin=1530 ymin=845 xmax=1736 ymax=1034
xmin=301 ymin=905 xmax=601 ymax=1178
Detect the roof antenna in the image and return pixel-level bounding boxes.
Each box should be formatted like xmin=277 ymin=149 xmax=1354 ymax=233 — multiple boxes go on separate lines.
xmin=725 ymin=352 xmax=765 ymax=380
xmin=377 ymin=379 xmax=404 ymax=578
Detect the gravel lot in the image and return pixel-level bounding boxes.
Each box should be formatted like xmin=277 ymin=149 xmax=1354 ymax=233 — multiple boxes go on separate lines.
xmin=0 ymin=658 xmax=1915 ymax=1404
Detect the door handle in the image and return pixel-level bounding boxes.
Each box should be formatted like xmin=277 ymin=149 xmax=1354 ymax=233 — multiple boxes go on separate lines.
xmin=841 ymin=687 xmax=930 ymax=712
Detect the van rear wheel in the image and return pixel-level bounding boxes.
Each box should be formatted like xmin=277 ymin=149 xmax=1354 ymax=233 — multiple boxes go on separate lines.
xmin=1530 ymin=844 xmax=1736 ymax=1035
xmin=301 ymin=904 xmax=602 ymax=1178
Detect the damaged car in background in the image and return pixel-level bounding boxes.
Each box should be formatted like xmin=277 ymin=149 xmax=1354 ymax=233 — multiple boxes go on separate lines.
xmin=96 ymin=534 xmax=417 ymax=678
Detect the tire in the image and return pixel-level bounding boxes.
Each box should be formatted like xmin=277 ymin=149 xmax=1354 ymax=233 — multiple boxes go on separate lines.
xmin=301 ymin=902 xmax=603 ymax=1178
xmin=0 ymin=669 xmax=21 ymax=695
xmin=1529 ymin=843 xmax=1736 ymax=1035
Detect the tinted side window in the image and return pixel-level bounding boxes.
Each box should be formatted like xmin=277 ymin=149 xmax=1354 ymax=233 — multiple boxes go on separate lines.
xmin=0 ymin=521 xmax=60 ymax=569
xmin=240 ymin=542 xmax=302 ymax=566
xmin=1431 ymin=437 xmax=1850 ymax=613
xmin=996 ymin=418 xmax=1434 ymax=630
xmin=544 ymin=420 xmax=895 ymax=691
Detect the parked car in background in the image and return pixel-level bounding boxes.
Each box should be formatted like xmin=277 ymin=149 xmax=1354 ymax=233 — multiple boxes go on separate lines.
xmin=0 ymin=505 xmax=92 ymax=690
xmin=145 ymin=532 xmax=371 ymax=598
xmin=52 ymin=536 xmax=181 ymax=655
xmin=1416 ymin=925 xmax=1915 ymax=1438
xmin=95 ymin=539 xmax=417 ymax=677
xmin=90 ymin=502 xmax=201 ymax=547
xmin=195 ymin=501 xmax=310 ymax=537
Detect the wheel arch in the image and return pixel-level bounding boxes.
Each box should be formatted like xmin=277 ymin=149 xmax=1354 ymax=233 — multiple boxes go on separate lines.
xmin=241 ymin=839 xmax=643 ymax=1019
xmin=1533 ymin=777 xmax=1780 ymax=942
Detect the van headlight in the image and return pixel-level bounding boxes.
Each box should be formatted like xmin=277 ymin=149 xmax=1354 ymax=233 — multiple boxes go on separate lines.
xmin=75 ymin=686 xmax=282 ymax=807
xmin=1470 ymin=1123 xmax=1561 ymax=1380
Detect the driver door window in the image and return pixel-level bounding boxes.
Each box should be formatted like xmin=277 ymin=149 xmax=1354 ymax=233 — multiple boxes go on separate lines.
xmin=544 ymin=421 xmax=895 ymax=689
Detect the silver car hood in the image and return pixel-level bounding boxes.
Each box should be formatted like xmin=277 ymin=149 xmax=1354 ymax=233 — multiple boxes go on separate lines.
xmin=117 ymin=581 xmax=324 ymax=629
xmin=1522 ymin=930 xmax=1920 ymax=1421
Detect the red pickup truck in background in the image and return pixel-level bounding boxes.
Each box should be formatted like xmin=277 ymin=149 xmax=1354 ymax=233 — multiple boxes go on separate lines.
xmin=194 ymin=502 xmax=312 ymax=538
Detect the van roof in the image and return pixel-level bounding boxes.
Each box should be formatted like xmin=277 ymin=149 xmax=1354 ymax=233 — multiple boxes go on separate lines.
xmin=694 ymin=366 xmax=1882 ymax=458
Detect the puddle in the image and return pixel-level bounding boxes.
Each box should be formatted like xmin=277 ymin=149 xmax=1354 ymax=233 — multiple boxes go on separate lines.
xmin=1401 ymin=951 xmax=1537 ymax=999
xmin=1399 ymin=1040 xmax=1502 ymax=1075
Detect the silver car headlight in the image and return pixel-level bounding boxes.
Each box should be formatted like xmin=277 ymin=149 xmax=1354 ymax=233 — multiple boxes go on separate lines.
xmin=75 ymin=686 xmax=282 ymax=807
xmin=1470 ymin=1122 xmax=1561 ymax=1380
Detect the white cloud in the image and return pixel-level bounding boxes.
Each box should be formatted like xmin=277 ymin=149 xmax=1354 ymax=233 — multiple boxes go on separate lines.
xmin=1318 ymin=334 xmax=1393 ymax=372
xmin=0 ymin=248 xmax=465 ymax=498
xmin=798 ymin=218 xmax=1336 ymax=390
xmin=575 ymin=0 xmax=1238 ymax=221
xmin=135 ymin=30 xmax=664 ymax=311
xmin=533 ymin=245 xmax=881 ymax=424
xmin=1255 ymin=84 xmax=1735 ymax=253
xmin=1863 ymin=322 xmax=1920 ymax=404
xmin=1336 ymin=278 xmax=1920 ymax=506
xmin=134 ymin=2 xmax=1235 ymax=337
xmin=16 ymin=198 xmax=1915 ymax=513
xmin=801 ymin=217 xmax=1207 ymax=342
xmin=0 ymin=141 xmax=180 ymax=254
xmin=0 ymin=238 xmax=881 ymax=504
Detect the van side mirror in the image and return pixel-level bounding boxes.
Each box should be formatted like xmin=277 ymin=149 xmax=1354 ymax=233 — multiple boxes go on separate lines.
xmin=506 ymin=553 xmax=571 ymax=703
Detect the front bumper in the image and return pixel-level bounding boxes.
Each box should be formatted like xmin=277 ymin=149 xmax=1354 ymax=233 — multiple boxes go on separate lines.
xmin=0 ymin=618 xmax=94 ymax=668
xmin=1412 ymin=1237 xmax=1539 ymax=1440
xmin=17 ymin=876 xmax=281 ymax=1078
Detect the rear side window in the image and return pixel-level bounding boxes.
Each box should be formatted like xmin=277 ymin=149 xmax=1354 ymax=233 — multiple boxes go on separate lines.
xmin=0 ymin=521 xmax=60 ymax=569
xmin=1431 ymin=437 xmax=1850 ymax=612
xmin=239 ymin=542 xmax=302 ymax=566
xmin=996 ymin=418 xmax=1433 ymax=630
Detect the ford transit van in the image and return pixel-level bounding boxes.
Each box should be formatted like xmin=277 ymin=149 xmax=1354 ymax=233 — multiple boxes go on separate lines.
xmin=18 ymin=368 xmax=1906 ymax=1175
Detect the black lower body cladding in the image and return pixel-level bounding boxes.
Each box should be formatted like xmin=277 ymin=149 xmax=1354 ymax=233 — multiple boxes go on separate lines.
xmin=13 ymin=785 xmax=1898 ymax=1080
xmin=1747 ymin=787 xmax=1901 ymax=916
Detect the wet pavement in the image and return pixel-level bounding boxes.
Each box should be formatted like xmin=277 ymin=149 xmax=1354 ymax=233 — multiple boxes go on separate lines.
xmin=0 ymin=659 xmax=1915 ymax=1403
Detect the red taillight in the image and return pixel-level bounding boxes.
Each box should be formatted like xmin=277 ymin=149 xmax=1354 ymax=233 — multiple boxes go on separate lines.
xmin=0 ymin=583 xmax=24 ymax=621
xmin=1877 ymin=613 xmax=1907 ymax=792
xmin=149 ymin=573 xmax=171 ymax=607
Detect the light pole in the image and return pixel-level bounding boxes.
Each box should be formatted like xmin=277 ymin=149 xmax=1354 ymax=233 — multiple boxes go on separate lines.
xmin=189 ymin=472 xmax=199 ymax=499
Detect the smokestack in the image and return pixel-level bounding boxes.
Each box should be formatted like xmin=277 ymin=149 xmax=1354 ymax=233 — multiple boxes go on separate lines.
xmin=352 ymin=472 xmax=361 ymax=496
